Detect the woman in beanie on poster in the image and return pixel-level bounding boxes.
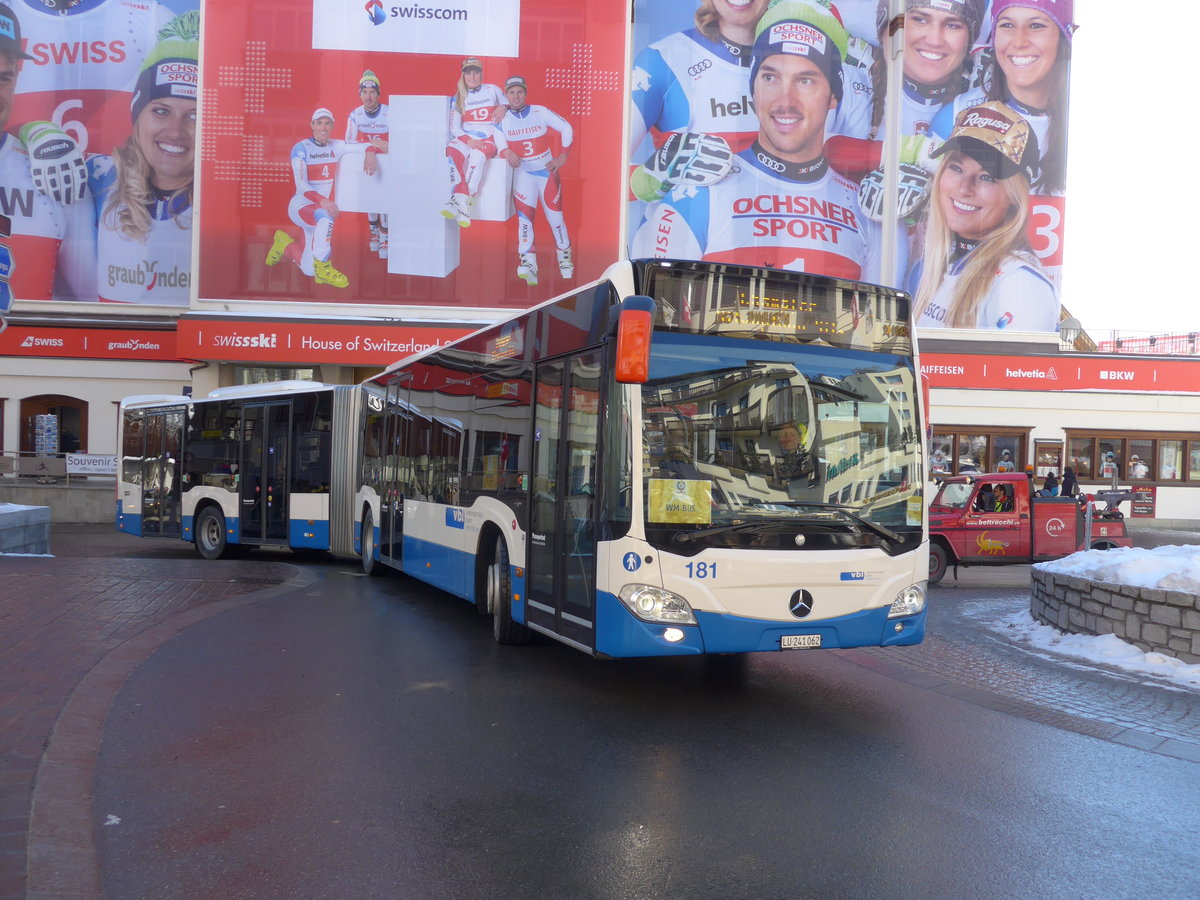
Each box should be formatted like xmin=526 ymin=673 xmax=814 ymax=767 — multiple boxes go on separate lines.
xmin=911 ymin=100 xmax=1057 ymax=330
xmin=934 ymin=0 xmax=1076 ymax=196
xmin=87 ymin=11 xmax=198 ymax=306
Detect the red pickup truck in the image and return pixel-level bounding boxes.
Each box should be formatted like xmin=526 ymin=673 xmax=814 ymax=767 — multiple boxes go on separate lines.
xmin=927 ymin=472 xmax=1132 ymax=584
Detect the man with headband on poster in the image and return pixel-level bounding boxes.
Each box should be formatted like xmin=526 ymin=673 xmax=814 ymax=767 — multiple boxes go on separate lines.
xmin=630 ymin=0 xmax=884 ymax=284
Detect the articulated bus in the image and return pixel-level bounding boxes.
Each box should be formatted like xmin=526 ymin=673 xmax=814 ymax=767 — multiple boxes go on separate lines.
xmin=117 ymin=259 xmax=929 ymax=657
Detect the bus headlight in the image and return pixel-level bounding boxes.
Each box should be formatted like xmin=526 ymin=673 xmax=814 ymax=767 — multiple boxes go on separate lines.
xmin=888 ymin=582 xmax=926 ymax=618
xmin=619 ymin=584 xmax=697 ymax=625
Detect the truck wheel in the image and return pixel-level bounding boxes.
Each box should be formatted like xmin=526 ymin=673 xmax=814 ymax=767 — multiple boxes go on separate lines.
xmin=195 ymin=506 xmax=229 ymax=560
xmin=1090 ymin=540 xmax=1118 ymax=551
xmin=929 ymin=543 xmax=948 ymax=585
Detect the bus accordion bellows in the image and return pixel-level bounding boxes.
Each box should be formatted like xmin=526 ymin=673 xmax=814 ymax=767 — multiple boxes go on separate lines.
xmin=117 ymin=259 xmax=929 ymax=657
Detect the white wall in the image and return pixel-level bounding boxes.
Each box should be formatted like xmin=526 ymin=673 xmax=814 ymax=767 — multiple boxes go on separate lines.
xmin=0 ymin=358 xmax=192 ymax=455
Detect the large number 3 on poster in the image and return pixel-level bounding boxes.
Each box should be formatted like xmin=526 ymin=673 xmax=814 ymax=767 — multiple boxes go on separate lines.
xmin=1028 ymin=197 xmax=1066 ymax=268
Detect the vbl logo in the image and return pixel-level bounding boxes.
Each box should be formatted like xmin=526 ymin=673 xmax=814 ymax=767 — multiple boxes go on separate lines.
xmin=445 ymin=508 xmax=465 ymax=529
xmin=365 ymin=0 xmax=386 ymax=25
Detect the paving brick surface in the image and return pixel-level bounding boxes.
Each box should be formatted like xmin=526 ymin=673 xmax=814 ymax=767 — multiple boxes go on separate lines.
xmin=0 ymin=526 xmax=293 ymax=900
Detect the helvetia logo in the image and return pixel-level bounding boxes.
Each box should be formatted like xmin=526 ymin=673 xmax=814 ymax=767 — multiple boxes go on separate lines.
xmin=365 ymin=0 xmax=386 ymax=25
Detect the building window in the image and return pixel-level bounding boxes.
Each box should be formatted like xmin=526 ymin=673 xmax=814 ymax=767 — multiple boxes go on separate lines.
xmin=234 ymin=367 xmax=316 ymax=384
xmin=1065 ymin=432 xmax=1200 ymax=485
xmin=1158 ymin=440 xmax=1183 ymax=481
xmin=928 ymin=427 xmax=1028 ymax=476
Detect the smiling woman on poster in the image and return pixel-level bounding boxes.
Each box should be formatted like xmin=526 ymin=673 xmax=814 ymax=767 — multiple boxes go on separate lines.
xmin=934 ymin=0 xmax=1076 ymax=196
xmin=87 ymin=12 xmax=199 ymax=306
xmin=911 ymin=101 xmax=1057 ymax=331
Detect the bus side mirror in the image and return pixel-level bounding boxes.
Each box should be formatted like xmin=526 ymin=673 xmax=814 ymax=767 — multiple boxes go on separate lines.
xmin=615 ymin=295 xmax=655 ymax=384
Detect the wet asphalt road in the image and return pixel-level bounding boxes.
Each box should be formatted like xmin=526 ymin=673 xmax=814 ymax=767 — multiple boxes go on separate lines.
xmin=89 ymin=550 xmax=1200 ymax=899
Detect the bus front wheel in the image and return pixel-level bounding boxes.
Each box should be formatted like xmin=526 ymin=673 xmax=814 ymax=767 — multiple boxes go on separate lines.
xmin=489 ymin=536 xmax=530 ymax=645
xmin=195 ymin=507 xmax=229 ymax=560
xmin=361 ymin=509 xmax=383 ymax=576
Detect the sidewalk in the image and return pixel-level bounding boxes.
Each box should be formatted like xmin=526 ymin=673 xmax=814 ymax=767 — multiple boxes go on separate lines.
xmin=0 ymin=525 xmax=297 ymax=900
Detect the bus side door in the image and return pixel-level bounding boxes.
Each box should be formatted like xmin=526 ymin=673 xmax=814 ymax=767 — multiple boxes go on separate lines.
xmin=140 ymin=408 xmax=184 ymax=538
xmin=526 ymin=351 xmax=602 ymax=650
xmin=240 ymin=401 xmax=290 ymax=544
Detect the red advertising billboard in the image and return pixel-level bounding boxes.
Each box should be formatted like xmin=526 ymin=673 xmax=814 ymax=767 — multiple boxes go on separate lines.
xmin=197 ymin=0 xmax=625 ymax=312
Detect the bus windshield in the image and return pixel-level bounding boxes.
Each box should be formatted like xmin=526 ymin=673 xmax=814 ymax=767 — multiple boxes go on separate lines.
xmin=640 ymin=332 xmax=922 ymax=553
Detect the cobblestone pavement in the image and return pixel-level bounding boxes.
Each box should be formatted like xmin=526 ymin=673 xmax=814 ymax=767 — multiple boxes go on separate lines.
xmin=0 ymin=526 xmax=295 ymax=900
xmin=849 ymin=527 xmax=1200 ymax=763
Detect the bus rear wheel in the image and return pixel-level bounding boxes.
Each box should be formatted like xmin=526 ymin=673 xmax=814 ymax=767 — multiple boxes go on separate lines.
xmin=195 ymin=507 xmax=229 ymax=560
xmin=361 ymin=509 xmax=383 ymax=576
xmin=489 ymin=536 xmax=530 ymax=645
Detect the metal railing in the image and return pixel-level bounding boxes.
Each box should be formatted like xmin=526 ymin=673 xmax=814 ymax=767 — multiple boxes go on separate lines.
xmin=0 ymin=450 xmax=117 ymax=485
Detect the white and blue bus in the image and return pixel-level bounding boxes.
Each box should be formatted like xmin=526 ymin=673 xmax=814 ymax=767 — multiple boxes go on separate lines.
xmin=118 ymin=259 xmax=929 ymax=657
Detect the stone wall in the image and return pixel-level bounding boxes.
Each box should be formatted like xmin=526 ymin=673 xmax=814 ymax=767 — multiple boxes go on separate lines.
xmin=0 ymin=505 xmax=51 ymax=554
xmin=0 ymin=483 xmax=113 ymax=524
xmin=1031 ymin=568 xmax=1200 ymax=664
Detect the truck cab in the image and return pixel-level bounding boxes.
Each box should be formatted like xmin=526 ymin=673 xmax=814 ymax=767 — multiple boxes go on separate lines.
xmin=927 ymin=472 xmax=1131 ymax=584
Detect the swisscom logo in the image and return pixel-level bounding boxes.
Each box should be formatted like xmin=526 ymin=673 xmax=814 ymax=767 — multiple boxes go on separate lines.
xmin=365 ymin=0 xmax=386 ymax=24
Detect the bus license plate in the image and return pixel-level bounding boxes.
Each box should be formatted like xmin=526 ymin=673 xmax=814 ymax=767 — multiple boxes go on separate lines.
xmin=781 ymin=634 xmax=821 ymax=650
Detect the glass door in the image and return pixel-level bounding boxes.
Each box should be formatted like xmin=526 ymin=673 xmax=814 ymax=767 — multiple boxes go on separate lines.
xmin=240 ymin=402 xmax=290 ymax=543
xmin=526 ymin=351 xmax=602 ymax=648
xmin=140 ymin=409 xmax=183 ymax=537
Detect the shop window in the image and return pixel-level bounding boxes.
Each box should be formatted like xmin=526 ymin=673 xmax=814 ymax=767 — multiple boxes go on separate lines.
xmin=929 ymin=433 xmax=953 ymax=474
xmin=1035 ymin=441 xmax=1062 ymax=477
xmin=235 ymin=367 xmax=316 ymax=384
xmin=1127 ymin=439 xmax=1153 ymax=480
xmin=993 ymin=436 xmax=1020 ymax=472
xmin=957 ymin=435 xmax=986 ymax=473
xmin=1159 ymin=440 xmax=1183 ymax=481
xmin=928 ymin=429 xmax=1026 ymax=476
xmin=1097 ymin=440 xmax=1122 ymax=482
xmin=1066 ymin=432 xmax=1199 ymax=484
xmin=1067 ymin=437 xmax=1092 ymax=478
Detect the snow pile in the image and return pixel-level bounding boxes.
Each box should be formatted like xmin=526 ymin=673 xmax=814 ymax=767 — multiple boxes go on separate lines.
xmin=999 ymin=610 xmax=1200 ymax=689
xmin=1035 ymin=545 xmax=1200 ymax=593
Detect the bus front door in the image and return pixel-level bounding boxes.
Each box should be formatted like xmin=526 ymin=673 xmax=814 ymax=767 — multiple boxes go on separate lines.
xmin=241 ymin=401 xmax=290 ymax=544
xmin=140 ymin=409 xmax=183 ymax=538
xmin=527 ymin=353 xmax=601 ymax=651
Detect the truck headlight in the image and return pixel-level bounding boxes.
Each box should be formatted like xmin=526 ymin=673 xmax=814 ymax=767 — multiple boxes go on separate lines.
xmin=619 ymin=584 xmax=697 ymax=625
xmin=888 ymin=582 xmax=926 ymax=618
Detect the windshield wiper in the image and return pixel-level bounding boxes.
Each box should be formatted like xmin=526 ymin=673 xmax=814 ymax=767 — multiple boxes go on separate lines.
xmin=672 ymin=521 xmax=778 ymax=544
xmin=766 ymin=501 xmax=904 ymax=546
